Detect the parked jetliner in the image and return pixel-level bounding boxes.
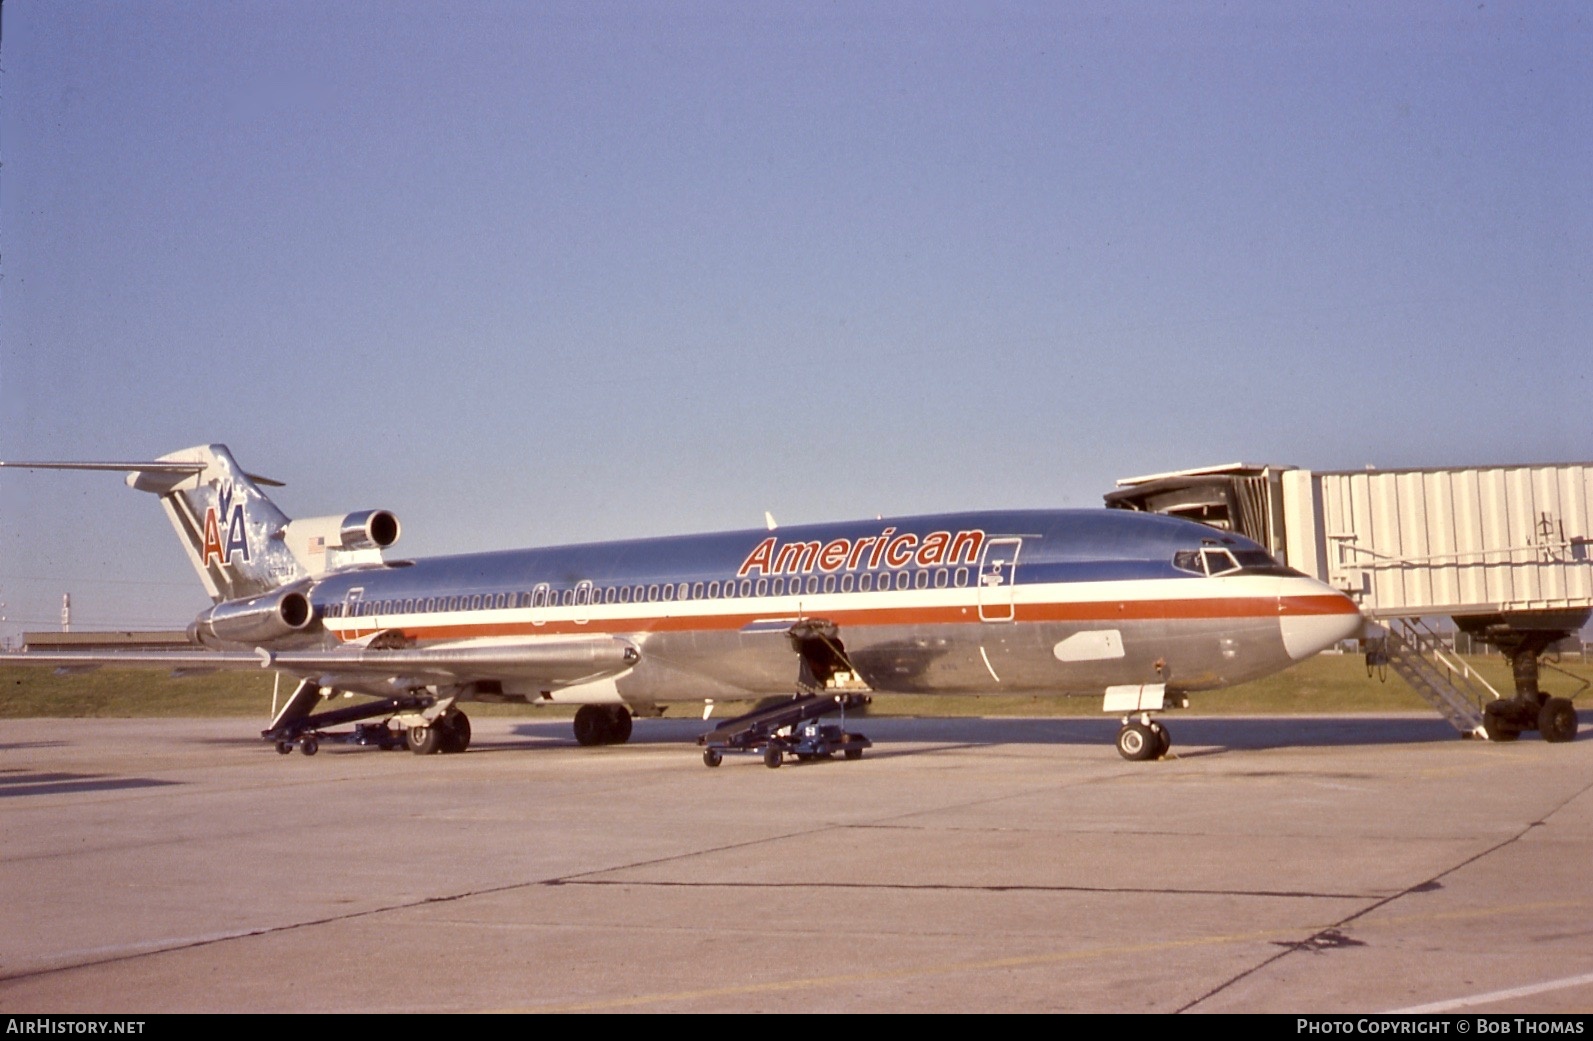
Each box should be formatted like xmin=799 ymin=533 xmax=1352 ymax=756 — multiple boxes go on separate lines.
xmin=0 ymin=445 xmax=1363 ymax=760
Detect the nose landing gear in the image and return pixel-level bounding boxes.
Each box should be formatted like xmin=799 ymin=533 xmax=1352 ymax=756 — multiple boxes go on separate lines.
xmin=1116 ymin=716 xmax=1171 ymax=761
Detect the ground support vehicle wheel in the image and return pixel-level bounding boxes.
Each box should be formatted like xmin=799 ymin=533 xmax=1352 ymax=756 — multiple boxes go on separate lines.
xmin=764 ymin=746 xmax=783 ymax=769
xmin=703 ymin=748 xmax=723 ymax=768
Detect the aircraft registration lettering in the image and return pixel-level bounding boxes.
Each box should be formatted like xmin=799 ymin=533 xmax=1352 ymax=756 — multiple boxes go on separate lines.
xmin=738 ymin=527 xmax=985 ymax=577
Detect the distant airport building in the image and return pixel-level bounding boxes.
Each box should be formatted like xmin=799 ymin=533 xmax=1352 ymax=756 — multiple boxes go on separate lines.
xmin=21 ymin=630 xmax=195 ymax=652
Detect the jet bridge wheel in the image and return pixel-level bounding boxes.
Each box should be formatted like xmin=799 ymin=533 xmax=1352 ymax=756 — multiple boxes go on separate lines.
xmin=1116 ymin=722 xmax=1161 ymax=762
xmin=1483 ymin=700 xmax=1522 ymax=743
xmin=1539 ymin=698 xmax=1578 ymax=744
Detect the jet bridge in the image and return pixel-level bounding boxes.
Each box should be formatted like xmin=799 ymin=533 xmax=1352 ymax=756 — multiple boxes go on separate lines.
xmin=1107 ymin=462 xmax=1593 ymax=742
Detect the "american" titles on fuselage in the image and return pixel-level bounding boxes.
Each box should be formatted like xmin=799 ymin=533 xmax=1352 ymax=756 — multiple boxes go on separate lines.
xmin=736 ymin=526 xmax=985 ymax=577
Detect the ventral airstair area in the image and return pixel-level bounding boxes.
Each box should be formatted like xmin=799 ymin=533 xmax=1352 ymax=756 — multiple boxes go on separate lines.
xmin=1107 ymin=462 xmax=1593 ymax=743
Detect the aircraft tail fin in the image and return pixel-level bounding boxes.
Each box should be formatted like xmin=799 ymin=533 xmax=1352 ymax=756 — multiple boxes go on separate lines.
xmin=129 ymin=445 xmax=304 ymax=602
xmin=0 ymin=444 xmax=304 ymax=603
xmin=4 ymin=444 xmax=402 ymax=605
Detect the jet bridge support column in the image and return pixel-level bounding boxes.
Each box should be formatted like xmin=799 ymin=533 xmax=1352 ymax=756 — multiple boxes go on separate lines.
xmin=1457 ymin=611 xmax=1588 ymax=743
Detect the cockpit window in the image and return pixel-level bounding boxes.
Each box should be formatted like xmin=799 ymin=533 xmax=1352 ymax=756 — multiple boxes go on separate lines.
xmin=1202 ymin=548 xmax=1241 ymax=576
xmin=1174 ymin=546 xmax=1290 ymax=576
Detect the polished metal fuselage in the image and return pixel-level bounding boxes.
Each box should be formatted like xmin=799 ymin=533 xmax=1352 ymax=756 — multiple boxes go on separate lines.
xmin=302 ymin=509 xmax=1363 ymax=707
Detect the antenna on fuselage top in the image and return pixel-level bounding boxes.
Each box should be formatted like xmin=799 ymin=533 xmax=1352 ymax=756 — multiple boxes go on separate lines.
xmin=764 ymin=511 xmax=778 ymax=531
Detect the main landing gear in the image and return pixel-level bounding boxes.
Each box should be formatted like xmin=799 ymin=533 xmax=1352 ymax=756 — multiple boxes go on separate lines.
xmin=268 ymin=708 xmax=472 ymax=756
xmin=1116 ymin=716 xmax=1171 ymax=762
xmin=573 ymin=705 xmax=633 ymax=746
xmin=405 ymin=709 xmax=473 ymax=755
xmin=264 ymin=679 xmax=474 ymax=757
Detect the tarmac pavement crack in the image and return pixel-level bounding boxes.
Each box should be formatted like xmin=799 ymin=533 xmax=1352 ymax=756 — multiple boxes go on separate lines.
xmin=0 ymin=826 xmax=839 ymax=987
xmin=1175 ymin=771 xmax=1593 ymax=1013
xmin=556 ymin=878 xmax=1377 ymax=899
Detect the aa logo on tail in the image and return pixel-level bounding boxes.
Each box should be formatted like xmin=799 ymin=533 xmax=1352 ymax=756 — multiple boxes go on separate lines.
xmin=201 ymin=482 xmax=252 ymax=567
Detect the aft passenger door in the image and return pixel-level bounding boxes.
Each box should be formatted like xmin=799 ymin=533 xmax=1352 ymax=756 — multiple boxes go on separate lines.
xmin=343 ymin=587 xmax=367 ymax=639
xmin=977 ymin=538 xmax=1022 ymax=622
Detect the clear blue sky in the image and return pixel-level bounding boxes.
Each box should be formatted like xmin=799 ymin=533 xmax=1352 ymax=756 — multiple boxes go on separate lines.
xmin=2 ymin=1 xmax=1589 ymax=638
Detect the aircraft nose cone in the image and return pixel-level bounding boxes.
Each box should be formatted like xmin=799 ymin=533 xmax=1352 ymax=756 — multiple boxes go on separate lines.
xmin=1277 ymin=578 xmax=1364 ymax=660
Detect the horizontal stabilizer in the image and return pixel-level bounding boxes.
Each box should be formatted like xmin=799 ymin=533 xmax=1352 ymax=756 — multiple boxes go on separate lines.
xmin=0 ymin=459 xmax=284 ymax=486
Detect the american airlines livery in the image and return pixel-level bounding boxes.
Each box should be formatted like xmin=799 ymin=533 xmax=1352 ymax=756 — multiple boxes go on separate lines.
xmin=0 ymin=445 xmax=1364 ymax=762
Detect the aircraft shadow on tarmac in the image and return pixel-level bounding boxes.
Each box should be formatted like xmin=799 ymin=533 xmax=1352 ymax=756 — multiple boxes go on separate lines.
xmin=496 ymin=712 xmax=1565 ymax=754
xmin=179 ymin=711 xmax=1577 ymax=759
xmin=0 ymin=769 xmax=180 ymax=798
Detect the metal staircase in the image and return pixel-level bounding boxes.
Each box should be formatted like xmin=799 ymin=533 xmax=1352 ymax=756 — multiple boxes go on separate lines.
xmin=1375 ymin=617 xmax=1503 ymax=738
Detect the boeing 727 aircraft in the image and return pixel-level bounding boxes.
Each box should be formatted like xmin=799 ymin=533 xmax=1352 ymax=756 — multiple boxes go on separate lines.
xmin=0 ymin=445 xmax=1363 ymax=760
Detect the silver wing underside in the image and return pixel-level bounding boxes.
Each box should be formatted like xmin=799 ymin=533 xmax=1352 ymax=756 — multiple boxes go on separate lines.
xmin=0 ymin=635 xmax=640 ymax=695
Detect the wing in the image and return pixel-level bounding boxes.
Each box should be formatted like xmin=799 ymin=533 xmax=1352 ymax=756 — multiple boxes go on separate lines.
xmin=0 ymin=635 xmax=640 ymax=696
